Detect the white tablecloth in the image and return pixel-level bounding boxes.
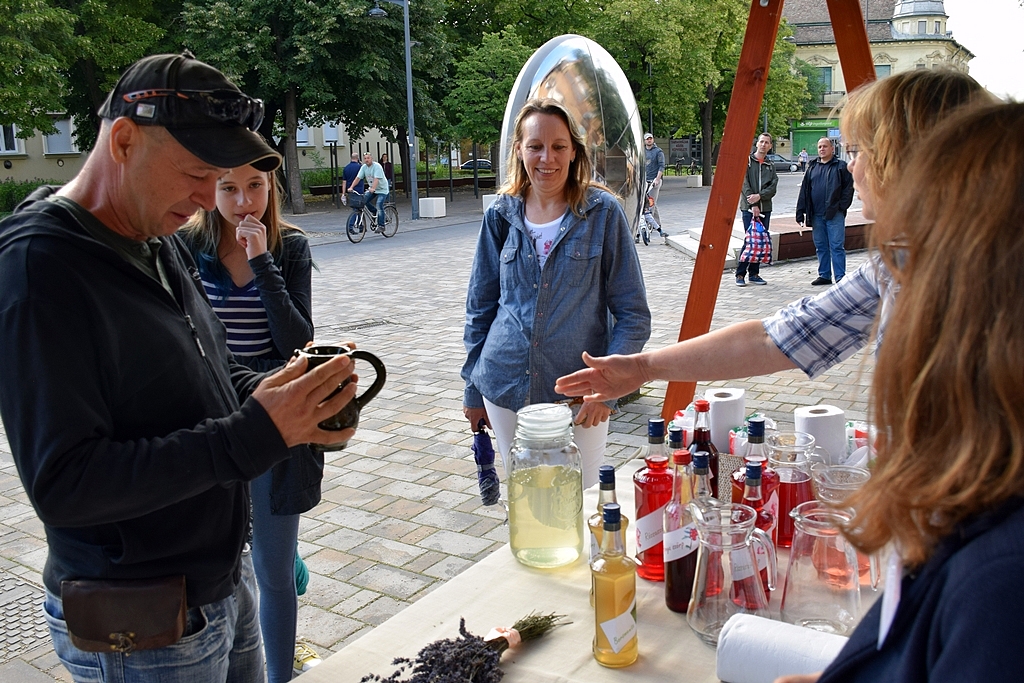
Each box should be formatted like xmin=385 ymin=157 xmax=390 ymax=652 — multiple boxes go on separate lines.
xmin=303 ymin=459 xmax=721 ymax=682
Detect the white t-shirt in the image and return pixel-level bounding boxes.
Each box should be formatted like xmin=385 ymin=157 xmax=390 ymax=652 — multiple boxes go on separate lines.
xmin=524 ymin=214 xmax=564 ymax=268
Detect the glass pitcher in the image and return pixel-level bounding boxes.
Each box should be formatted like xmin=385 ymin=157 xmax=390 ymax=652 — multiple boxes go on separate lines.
xmin=507 ymin=403 xmax=584 ymax=569
xmin=687 ymin=502 xmax=776 ymax=645
xmin=780 ymin=501 xmax=860 ymax=635
xmin=766 ymin=432 xmax=816 ymax=548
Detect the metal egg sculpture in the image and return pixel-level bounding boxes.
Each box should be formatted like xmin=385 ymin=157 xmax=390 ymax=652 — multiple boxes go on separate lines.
xmin=499 ymin=35 xmax=645 ymax=226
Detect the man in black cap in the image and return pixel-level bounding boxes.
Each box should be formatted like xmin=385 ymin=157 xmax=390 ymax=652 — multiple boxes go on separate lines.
xmin=0 ymin=53 xmax=358 ymax=682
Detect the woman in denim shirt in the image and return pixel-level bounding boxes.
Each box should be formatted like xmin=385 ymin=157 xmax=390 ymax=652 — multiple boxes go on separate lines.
xmin=462 ymin=99 xmax=651 ymax=487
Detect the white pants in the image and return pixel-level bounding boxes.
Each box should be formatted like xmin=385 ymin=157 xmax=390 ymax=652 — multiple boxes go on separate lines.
xmin=483 ymin=397 xmax=608 ymax=489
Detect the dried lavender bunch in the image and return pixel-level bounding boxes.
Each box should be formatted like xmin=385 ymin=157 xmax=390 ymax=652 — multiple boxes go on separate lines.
xmin=360 ymin=613 xmax=568 ymax=683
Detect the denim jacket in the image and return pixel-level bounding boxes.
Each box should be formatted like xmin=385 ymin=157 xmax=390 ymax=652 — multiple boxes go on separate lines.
xmin=462 ymin=189 xmax=651 ymax=411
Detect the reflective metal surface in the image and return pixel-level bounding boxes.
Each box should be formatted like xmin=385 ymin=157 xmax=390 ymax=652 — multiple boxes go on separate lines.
xmin=500 ymin=35 xmax=644 ymax=225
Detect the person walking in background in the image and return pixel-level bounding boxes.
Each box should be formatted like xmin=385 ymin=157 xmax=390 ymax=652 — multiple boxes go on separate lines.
xmin=180 ymin=164 xmax=324 ymax=680
xmin=341 ymin=152 xmax=364 ymax=205
xmin=462 ymin=99 xmax=651 ymax=488
xmin=796 ymin=137 xmax=854 ymax=285
xmin=644 ymin=132 xmax=666 ymax=231
xmin=0 ymin=51 xmax=359 ymax=682
xmin=736 ymin=132 xmax=779 ymax=286
xmin=380 ymin=152 xmax=395 ymax=202
xmin=348 ymin=152 xmax=389 ymax=229
xmin=798 ymin=147 xmax=809 ymax=172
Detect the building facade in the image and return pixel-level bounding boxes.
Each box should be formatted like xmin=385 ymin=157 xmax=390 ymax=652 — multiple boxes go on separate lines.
xmin=784 ymin=0 xmax=973 ymax=155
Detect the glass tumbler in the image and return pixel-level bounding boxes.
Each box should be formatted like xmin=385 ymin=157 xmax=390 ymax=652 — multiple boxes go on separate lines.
xmin=766 ymin=432 xmax=815 ymax=548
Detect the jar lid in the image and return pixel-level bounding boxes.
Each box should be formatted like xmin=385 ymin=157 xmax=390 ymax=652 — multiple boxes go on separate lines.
xmin=515 ymin=403 xmax=573 ymax=440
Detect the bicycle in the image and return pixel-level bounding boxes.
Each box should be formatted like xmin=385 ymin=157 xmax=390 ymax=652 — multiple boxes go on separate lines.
xmin=346 ymin=191 xmax=398 ymax=243
xmin=633 ymin=180 xmax=663 ymax=246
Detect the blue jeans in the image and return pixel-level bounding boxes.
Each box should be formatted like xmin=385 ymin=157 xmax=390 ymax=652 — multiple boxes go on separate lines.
xmin=811 ymin=212 xmax=846 ymax=281
xmin=43 ymin=553 xmax=265 ymax=683
xmin=251 ymin=469 xmax=300 ymax=683
xmin=373 ymin=193 xmax=387 ymax=227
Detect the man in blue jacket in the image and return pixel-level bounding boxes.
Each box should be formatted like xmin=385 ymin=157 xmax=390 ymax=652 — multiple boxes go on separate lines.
xmin=0 ymin=52 xmax=358 ymax=682
xmin=796 ymin=137 xmax=854 ymax=285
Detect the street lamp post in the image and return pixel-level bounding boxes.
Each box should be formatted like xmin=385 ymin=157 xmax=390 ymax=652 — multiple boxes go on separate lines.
xmin=370 ymin=0 xmax=419 ymax=219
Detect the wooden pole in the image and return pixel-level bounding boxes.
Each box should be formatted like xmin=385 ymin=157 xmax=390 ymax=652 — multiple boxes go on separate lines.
xmin=827 ymin=0 xmax=877 ymax=93
xmin=660 ymin=0 xmax=785 ymax=422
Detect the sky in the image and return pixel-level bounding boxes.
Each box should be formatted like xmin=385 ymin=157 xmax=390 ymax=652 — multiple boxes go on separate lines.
xmin=944 ymin=0 xmax=1024 ymax=100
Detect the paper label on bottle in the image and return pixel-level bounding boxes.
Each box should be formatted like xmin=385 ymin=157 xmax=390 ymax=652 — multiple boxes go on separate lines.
xmin=636 ymin=506 xmax=666 ymax=553
xmin=599 ymin=597 xmax=638 ymax=654
xmin=663 ymin=523 xmax=699 ymax=562
xmin=730 ymin=549 xmax=757 ymax=581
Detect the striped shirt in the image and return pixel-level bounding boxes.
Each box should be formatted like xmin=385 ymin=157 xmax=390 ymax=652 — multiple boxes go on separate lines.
xmin=201 ymin=278 xmax=275 ymax=358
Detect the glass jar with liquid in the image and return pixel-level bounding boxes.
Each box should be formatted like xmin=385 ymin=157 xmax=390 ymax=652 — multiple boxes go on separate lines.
xmin=507 ymin=403 xmax=584 ymax=568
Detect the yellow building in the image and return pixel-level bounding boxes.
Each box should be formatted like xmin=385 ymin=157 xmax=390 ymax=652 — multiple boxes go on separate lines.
xmin=784 ymin=0 xmax=974 ymax=156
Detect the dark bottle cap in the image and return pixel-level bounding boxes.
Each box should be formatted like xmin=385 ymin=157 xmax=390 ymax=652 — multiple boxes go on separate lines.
xmin=603 ymin=503 xmax=621 ymax=525
xmin=598 ymin=465 xmax=616 ymax=486
xmin=748 ymin=417 xmax=766 ymax=439
xmin=668 ymin=426 xmax=684 ymax=448
xmin=745 ymin=462 xmax=763 ymax=481
xmin=648 ymin=418 xmax=666 ymax=441
xmin=693 ymin=451 xmax=709 ymax=471
xmin=694 ymin=399 xmax=710 ymax=412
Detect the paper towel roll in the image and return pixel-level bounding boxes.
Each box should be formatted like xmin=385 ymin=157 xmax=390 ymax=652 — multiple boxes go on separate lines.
xmin=795 ymin=405 xmax=847 ymax=464
xmin=706 ymin=388 xmax=745 ymax=454
xmin=716 ymin=614 xmax=848 ymax=683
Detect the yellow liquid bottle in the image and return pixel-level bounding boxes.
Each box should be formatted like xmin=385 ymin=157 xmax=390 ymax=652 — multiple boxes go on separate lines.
xmin=592 ymin=503 xmax=639 ymax=668
xmin=589 ymin=465 xmax=629 ymax=605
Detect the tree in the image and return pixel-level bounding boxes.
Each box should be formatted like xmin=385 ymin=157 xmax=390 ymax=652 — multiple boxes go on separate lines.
xmin=443 ymin=27 xmax=532 ymax=146
xmin=182 ymin=0 xmax=451 ymax=213
xmin=0 ymin=0 xmax=76 ymax=135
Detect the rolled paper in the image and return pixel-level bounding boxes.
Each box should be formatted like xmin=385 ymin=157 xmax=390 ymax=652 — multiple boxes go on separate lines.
xmin=795 ymin=405 xmax=847 ymax=465
xmin=706 ymin=388 xmax=745 ymax=454
xmin=716 ymin=614 xmax=847 ymax=683
xmin=484 ymin=626 xmax=521 ymax=648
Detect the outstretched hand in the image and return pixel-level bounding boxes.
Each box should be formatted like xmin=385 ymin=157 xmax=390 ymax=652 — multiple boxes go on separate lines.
xmin=554 ymin=351 xmax=650 ymax=403
xmin=253 ymin=353 xmax=359 ymax=448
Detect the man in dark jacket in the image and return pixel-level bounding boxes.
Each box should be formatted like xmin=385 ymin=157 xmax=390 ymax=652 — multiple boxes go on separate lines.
xmin=342 ymin=152 xmax=364 ymax=200
xmin=0 ymin=53 xmax=359 ymax=682
xmin=796 ymin=137 xmax=854 ymax=285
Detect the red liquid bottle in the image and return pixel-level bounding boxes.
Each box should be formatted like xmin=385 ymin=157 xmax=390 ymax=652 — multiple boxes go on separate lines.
xmin=634 ymin=419 xmax=672 ymax=581
xmin=688 ymin=400 xmax=720 ymax=498
xmin=664 ymin=427 xmax=698 ymax=612
xmin=730 ymin=418 xmax=779 ymax=516
xmin=736 ymin=460 xmax=776 ymax=602
xmin=691 ymin=451 xmax=723 ymax=597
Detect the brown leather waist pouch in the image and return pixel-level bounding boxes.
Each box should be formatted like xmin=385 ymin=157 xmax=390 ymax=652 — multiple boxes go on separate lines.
xmin=61 ymin=575 xmax=187 ymax=654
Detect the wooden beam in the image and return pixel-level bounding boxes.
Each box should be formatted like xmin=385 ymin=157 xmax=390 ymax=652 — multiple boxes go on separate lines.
xmin=828 ymin=0 xmax=877 ymax=92
xmin=661 ymin=0 xmax=785 ymax=423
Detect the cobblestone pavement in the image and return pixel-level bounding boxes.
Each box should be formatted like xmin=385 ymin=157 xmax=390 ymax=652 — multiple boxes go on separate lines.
xmin=0 ymin=172 xmax=872 ymax=680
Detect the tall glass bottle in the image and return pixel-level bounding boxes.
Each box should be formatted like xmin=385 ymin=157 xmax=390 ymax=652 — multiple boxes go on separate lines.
xmin=730 ymin=417 xmax=780 ymax=527
xmin=664 ymin=430 xmax=698 ymax=612
xmin=589 ymin=465 xmax=628 ymax=605
xmin=690 ymin=452 xmax=722 ymax=597
xmin=740 ymin=460 xmax=776 ymax=599
xmin=634 ymin=442 xmax=672 ymax=582
xmin=507 ymin=403 xmax=584 ymax=568
xmin=592 ymin=503 xmax=639 ymax=668
xmin=688 ymin=400 xmax=720 ymax=497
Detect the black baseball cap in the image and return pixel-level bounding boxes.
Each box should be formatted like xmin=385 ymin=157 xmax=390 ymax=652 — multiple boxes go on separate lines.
xmin=98 ymin=52 xmax=281 ymax=172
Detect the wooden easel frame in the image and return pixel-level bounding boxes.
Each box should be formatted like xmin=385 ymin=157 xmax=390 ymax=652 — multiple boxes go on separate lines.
xmin=661 ymin=0 xmax=877 ymax=421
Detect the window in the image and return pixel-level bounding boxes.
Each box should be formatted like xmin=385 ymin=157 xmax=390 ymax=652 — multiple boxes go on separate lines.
xmin=323 ymin=122 xmax=339 ymax=143
xmin=918 ymin=20 xmax=926 ymax=34
xmin=44 ymin=118 xmax=77 ymax=154
xmin=935 ymin=21 xmax=942 ymax=34
xmin=817 ymin=66 xmax=832 ymax=90
xmin=294 ymin=122 xmax=311 ymax=146
xmin=916 ymin=63 xmax=927 ymax=70
xmin=902 ymin=21 xmax=910 ymax=33
xmin=875 ymin=64 xmax=891 ymax=78
xmin=1 ymin=124 xmax=19 ymax=154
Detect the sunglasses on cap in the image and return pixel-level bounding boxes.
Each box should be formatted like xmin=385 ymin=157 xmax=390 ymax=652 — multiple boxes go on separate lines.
xmin=122 ymin=89 xmax=265 ymax=132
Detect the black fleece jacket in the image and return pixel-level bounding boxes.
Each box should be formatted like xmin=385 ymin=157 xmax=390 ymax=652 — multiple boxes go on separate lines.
xmin=0 ymin=187 xmax=289 ymax=607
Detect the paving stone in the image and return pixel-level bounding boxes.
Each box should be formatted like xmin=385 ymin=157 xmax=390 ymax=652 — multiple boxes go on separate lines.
xmin=349 ymin=537 xmax=427 ymax=566
xmin=316 ymin=527 xmax=372 ymax=552
xmin=0 ymin=660 xmax=57 ymax=683
xmin=301 ymin=574 xmax=361 ymax=609
xmin=417 ymin=530 xmax=495 ymax=557
xmin=296 ymin=605 xmax=364 ymax=649
xmin=318 ymin=505 xmax=385 ymax=530
xmin=304 ymin=547 xmax=358 ymax=576
xmin=349 ymin=564 xmax=432 ymax=600
xmin=333 ymin=588 xmax=382 ymax=614
xmin=423 ymin=555 xmax=474 ymax=580
xmin=411 ymin=507 xmax=480 ymax=532
xmin=351 ymin=596 xmax=409 ymax=627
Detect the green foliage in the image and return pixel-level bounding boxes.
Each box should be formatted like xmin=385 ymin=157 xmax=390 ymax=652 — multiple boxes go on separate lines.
xmin=443 ymin=27 xmax=532 ymax=145
xmin=0 ymin=178 xmax=60 ymax=213
xmin=797 ymin=58 xmax=828 ymax=117
xmin=0 ymin=0 xmax=76 ymax=135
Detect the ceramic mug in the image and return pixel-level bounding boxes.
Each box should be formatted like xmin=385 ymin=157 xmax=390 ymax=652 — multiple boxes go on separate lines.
xmin=293 ymin=345 xmax=387 ymax=451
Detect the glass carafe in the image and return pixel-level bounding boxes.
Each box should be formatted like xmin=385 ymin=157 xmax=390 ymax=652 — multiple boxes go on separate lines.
xmin=766 ymin=431 xmax=816 ymax=548
xmin=780 ymin=501 xmax=860 ymax=635
xmin=507 ymin=403 xmax=584 ymax=568
xmin=687 ymin=502 xmax=776 ymax=645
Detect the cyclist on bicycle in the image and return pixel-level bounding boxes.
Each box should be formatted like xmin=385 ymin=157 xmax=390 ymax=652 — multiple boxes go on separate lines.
xmin=347 ymin=152 xmax=389 ymax=230
xmin=644 ymin=133 xmax=666 ymax=234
